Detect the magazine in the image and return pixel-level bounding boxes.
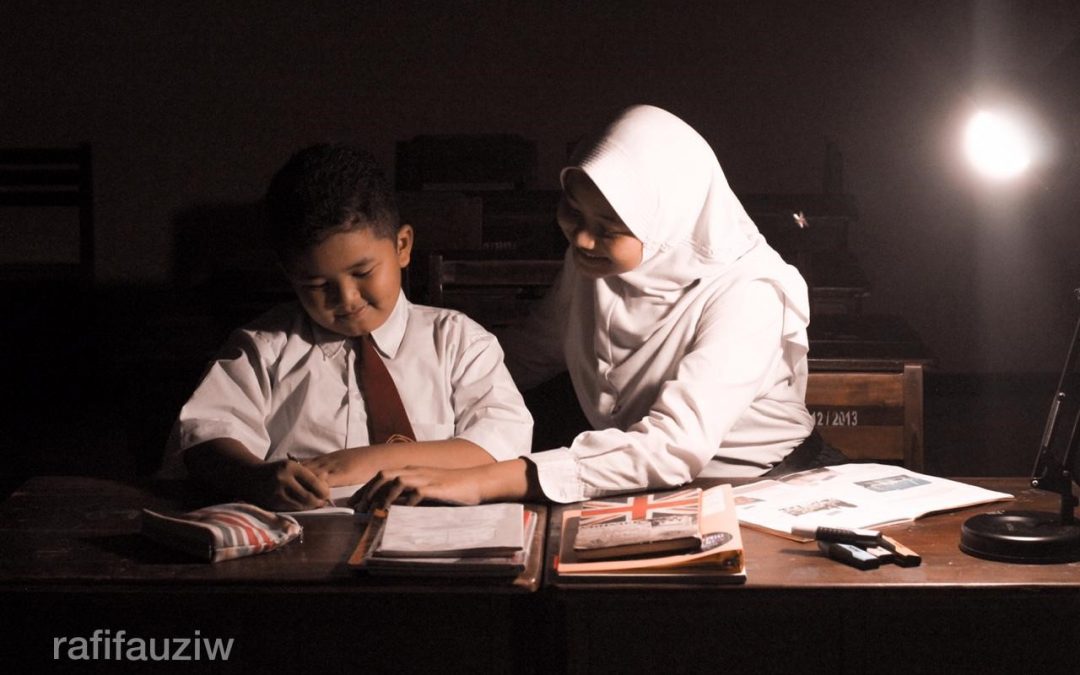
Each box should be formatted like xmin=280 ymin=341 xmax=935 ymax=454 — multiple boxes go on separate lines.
xmin=732 ymin=463 xmax=1014 ymax=539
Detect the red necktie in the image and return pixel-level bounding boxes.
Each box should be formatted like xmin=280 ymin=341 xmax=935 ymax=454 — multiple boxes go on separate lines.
xmin=358 ymin=334 xmax=416 ymax=444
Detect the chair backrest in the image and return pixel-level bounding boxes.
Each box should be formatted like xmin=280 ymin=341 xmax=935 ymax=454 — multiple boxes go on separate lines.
xmin=427 ymin=252 xmax=561 ymax=330
xmin=0 ymin=144 xmax=94 ymax=284
xmin=805 ymin=364 xmax=925 ymax=470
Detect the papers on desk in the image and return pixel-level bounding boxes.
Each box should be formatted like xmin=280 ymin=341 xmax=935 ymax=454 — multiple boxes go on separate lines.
xmin=733 ymin=463 xmax=1014 ymax=539
xmin=349 ymin=503 xmax=537 ymax=577
xmin=277 ymin=484 xmax=367 ymax=516
xmin=277 ymin=501 xmax=356 ymax=517
xmin=377 ymin=503 xmax=525 ymax=557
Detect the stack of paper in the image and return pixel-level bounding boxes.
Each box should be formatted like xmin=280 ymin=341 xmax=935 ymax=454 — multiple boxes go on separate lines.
xmin=349 ymin=503 xmax=537 ymax=577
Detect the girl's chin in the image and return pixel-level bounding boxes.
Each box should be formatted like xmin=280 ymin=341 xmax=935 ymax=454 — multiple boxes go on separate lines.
xmin=573 ymin=249 xmax=611 ymax=273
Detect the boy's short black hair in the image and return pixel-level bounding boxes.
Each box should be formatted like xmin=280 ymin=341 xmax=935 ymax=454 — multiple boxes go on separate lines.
xmin=265 ymin=143 xmax=400 ymax=262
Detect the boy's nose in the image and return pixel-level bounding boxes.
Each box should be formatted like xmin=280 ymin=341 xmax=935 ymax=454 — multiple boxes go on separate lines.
xmin=336 ymin=282 xmax=362 ymax=308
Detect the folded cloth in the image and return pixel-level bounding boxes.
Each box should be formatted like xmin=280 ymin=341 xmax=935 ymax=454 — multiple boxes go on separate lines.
xmin=141 ymin=502 xmax=302 ymax=562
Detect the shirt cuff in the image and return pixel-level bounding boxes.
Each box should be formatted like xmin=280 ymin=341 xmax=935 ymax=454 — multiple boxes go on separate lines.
xmin=528 ymin=448 xmax=585 ymax=503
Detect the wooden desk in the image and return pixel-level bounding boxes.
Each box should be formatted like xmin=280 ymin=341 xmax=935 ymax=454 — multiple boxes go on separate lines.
xmin=0 ymin=476 xmax=547 ymax=672
xmin=544 ymin=478 xmax=1080 ymax=674
xmin=7 ymin=476 xmax=1079 ymax=674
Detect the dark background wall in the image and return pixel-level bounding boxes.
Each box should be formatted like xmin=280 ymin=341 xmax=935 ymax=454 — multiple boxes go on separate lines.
xmin=3 ymin=0 xmax=1079 ymax=374
xmin=4 ymin=14 xmax=1080 ymax=673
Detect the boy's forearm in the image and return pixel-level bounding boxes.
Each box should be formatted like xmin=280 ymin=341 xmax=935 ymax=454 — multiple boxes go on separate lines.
xmin=352 ymin=438 xmax=498 ymax=472
xmin=183 ymin=438 xmax=263 ymax=497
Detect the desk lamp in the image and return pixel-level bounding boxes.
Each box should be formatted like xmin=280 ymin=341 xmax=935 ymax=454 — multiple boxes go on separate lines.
xmin=957 ymin=108 xmax=1080 ymax=563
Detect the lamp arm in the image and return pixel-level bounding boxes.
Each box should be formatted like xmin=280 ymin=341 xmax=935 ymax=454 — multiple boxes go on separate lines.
xmin=1030 ymin=289 xmax=1080 ymax=522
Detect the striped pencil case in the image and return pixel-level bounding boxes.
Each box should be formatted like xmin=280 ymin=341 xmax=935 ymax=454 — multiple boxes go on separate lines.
xmin=141 ymin=503 xmax=302 ymax=562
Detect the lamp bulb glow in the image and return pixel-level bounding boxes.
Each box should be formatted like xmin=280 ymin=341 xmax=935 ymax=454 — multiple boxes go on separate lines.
xmin=964 ymin=110 xmax=1033 ymax=180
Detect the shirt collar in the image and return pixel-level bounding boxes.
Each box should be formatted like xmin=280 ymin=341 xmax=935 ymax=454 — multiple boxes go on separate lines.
xmin=367 ymin=290 xmax=409 ymax=358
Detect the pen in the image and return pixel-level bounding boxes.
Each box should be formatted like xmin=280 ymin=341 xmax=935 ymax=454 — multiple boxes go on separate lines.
xmin=791 ymin=524 xmax=883 ymax=546
xmin=286 ymin=453 xmax=334 ymax=508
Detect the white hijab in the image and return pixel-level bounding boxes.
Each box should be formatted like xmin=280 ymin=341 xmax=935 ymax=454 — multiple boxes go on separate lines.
xmin=561 ymin=105 xmax=810 ymax=431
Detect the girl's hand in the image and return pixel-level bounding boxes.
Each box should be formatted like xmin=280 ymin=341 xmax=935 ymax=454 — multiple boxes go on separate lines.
xmin=348 ymin=466 xmax=485 ymax=512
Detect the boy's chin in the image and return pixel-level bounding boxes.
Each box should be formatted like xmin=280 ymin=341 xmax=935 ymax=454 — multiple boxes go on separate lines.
xmin=314 ymin=314 xmax=382 ymax=338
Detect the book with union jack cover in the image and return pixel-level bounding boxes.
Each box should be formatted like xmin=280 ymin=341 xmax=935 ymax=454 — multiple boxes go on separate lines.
xmin=556 ymin=484 xmax=744 ymax=578
xmin=573 ymin=487 xmax=704 ymax=560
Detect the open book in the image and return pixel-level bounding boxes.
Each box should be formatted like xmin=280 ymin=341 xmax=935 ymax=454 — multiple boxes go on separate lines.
xmin=733 ymin=463 xmax=1014 ymax=539
xmin=349 ymin=503 xmax=535 ymax=577
xmin=556 ymin=484 xmax=744 ymax=582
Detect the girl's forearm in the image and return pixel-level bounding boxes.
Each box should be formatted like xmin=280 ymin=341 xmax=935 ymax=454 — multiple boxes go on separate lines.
xmin=475 ymin=458 xmax=544 ymax=503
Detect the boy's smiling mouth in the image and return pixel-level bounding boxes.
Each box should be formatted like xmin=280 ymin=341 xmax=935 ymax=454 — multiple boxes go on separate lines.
xmin=336 ymin=306 xmax=368 ymax=319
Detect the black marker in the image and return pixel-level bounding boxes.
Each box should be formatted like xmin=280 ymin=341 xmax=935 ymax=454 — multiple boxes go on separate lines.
xmin=818 ymin=541 xmax=880 ymax=570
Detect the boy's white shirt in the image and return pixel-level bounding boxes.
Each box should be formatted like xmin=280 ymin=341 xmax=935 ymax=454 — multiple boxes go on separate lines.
xmin=162 ymin=291 xmax=533 ymax=494
xmin=504 ymin=105 xmax=814 ymax=503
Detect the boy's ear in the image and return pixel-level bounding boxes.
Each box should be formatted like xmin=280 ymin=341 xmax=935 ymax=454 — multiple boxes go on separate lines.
xmin=395 ymin=224 xmax=414 ymax=268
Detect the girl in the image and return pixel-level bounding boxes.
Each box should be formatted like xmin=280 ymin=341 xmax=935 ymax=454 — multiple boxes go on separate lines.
xmin=355 ymin=104 xmax=841 ymax=508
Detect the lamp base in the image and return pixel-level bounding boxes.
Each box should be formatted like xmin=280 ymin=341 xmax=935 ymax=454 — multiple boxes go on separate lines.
xmin=960 ymin=510 xmax=1080 ymax=563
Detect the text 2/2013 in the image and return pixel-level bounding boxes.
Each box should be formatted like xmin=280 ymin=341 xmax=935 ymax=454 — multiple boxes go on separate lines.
xmin=813 ymin=409 xmax=859 ymax=427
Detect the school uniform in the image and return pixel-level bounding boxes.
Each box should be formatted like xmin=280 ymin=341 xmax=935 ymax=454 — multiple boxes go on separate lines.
xmin=503 ymin=105 xmax=817 ymax=503
xmin=163 ymin=291 xmax=533 ymax=494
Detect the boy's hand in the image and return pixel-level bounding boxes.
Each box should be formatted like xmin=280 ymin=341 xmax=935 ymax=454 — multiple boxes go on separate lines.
xmin=240 ymin=459 xmax=333 ymax=511
xmin=303 ymin=448 xmax=376 ymax=488
xmin=348 ymin=466 xmax=485 ymax=512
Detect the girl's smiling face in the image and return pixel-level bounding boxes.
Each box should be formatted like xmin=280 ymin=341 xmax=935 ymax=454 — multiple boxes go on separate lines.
xmin=557 ymin=169 xmax=643 ymax=279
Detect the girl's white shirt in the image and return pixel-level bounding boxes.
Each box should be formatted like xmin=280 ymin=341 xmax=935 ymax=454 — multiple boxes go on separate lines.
xmin=504 ymin=105 xmax=814 ymax=503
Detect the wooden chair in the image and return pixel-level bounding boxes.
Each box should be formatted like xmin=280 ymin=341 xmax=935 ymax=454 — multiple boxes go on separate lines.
xmin=806 ymin=365 xmax=926 ymax=471
xmin=806 ymin=314 xmax=933 ymax=470
xmin=427 ymin=252 xmax=561 ymax=330
xmin=0 ymin=144 xmax=94 ymax=285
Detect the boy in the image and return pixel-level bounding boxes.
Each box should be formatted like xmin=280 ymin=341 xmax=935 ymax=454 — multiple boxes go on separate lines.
xmin=164 ymin=144 xmax=532 ymax=510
